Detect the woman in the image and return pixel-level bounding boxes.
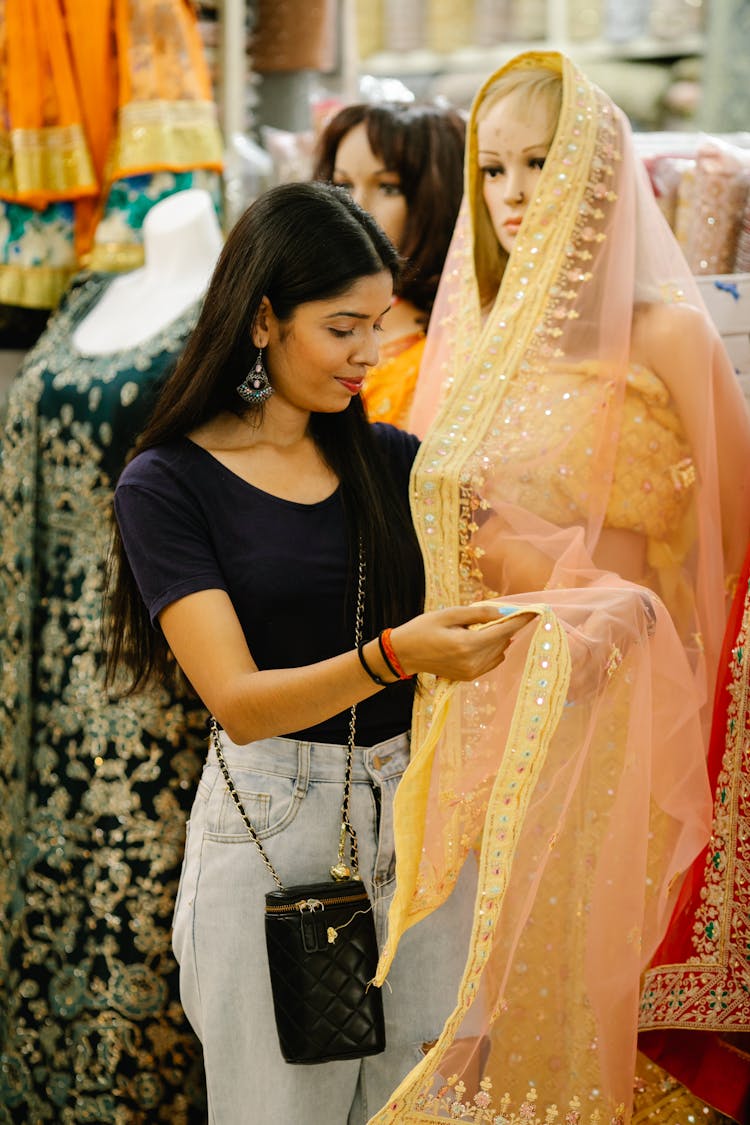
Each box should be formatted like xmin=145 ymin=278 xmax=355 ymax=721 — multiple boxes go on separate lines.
xmin=365 ymin=53 xmax=750 ymax=1123
xmin=313 ymin=102 xmax=465 ymax=427
xmin=106 ymin=181 xmax=529 ymax=1124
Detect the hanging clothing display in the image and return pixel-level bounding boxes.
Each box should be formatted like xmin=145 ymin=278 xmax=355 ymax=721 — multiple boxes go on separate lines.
xmin=0 ymin=0 xmax=223 ymax=311
xmin=367 ymin=50 xmax=750 ymax=1123
xmin=0 ymin=275 xmax=209 ymax=1122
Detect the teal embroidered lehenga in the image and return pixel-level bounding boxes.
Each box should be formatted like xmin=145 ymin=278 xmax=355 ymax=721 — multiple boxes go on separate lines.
xmin=0 ymin=274 xmax=208 ymax=1123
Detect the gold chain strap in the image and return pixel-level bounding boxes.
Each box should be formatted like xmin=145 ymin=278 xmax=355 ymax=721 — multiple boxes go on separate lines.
xmin=210 ymin=541 xmax=366 ymax=890
xmin=329 ymin=544 xmax=365 ymax=882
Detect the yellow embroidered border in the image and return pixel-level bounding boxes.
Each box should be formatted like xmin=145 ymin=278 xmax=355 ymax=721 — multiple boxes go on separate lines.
xmin=0 ymin=263 xmax=75 ymax=310
xmin=113 ymin=100 xmax=223 ymax=177
xmin=84 ymin=243 xmax=146 ymax=274
xmin=371 ymin=608 xmax=571 ymax=1123
xmin=1 ymin=124 xmax=97 ymax=199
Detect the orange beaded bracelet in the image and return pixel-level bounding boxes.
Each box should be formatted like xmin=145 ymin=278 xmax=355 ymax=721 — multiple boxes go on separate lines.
xmin=378 ymin=628 xmax=413 ymax=680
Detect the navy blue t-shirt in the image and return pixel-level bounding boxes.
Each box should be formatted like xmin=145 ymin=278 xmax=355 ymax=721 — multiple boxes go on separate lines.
xmin=114 ymin=423 xmax=421 ymax=745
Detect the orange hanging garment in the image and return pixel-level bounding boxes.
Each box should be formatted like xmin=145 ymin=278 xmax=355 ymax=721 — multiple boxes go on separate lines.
xmin=110 ymin=0 xmax=223 ymax=181
xmin=1 ymin=0 xmax=98 ymax=208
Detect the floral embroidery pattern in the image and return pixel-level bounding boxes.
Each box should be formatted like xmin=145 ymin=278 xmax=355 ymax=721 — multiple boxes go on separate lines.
xmin=410 ymin=1079 xmax=625 ymax=1123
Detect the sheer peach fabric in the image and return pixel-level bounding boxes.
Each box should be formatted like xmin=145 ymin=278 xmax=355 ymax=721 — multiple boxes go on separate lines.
xmin=370 ymin=52 xmax=750 ymax=1124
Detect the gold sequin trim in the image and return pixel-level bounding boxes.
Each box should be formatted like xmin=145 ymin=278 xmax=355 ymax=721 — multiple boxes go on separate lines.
xmin=113 ymin=99 xmax=223 ymax=175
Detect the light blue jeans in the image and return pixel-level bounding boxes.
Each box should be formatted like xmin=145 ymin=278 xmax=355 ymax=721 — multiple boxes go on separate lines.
xmin=172 ymin=730 xmax=475 ymax=1125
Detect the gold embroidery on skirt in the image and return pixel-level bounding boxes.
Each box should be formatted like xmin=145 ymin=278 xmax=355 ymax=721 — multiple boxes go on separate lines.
xmin=632 ymin=1056 xmax=732 ymax=1124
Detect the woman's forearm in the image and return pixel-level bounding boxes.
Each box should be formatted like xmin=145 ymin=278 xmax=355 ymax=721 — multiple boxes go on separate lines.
xmin=207 ymin=640 xmax=391 ymax=745
xmin=161 ymin=591 xmax=524 ymax=744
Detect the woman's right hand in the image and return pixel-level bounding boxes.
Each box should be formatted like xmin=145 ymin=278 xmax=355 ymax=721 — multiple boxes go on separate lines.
xmin=390 ymin=604 xmax=536 ymax=681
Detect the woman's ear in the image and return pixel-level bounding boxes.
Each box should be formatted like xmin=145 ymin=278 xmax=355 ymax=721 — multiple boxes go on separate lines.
xmin=251 ymin=296 xmax=273 ymax=348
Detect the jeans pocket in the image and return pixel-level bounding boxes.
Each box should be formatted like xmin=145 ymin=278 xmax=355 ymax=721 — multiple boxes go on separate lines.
xmin=205 ymin=767 xmax=300 ymax=840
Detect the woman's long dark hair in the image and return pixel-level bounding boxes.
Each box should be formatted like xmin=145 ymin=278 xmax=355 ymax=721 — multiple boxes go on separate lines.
xmin=313 ymin=103 xmax=466 ymax=318
xmin=106 ymin=181 xmax=424 ymax=693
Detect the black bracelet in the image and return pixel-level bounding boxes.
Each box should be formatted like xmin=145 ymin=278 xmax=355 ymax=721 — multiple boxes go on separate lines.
xmin=357 ymin=641 xmax=390 ymax=687
xmin=377 ymin=631 xmax=400 ymax=679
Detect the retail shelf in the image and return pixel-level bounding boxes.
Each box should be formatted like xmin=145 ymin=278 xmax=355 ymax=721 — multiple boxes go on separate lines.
xmin=360 ymin=35 xmax=705 ymax=77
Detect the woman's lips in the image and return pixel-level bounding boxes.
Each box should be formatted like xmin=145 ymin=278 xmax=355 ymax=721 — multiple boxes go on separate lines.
xmin=336 ymin=377 xmax=365 ymax=395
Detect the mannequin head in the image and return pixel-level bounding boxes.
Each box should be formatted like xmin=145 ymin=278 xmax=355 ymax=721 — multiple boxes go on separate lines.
xmin=314 ymin=102 xmax=465 ymax=315
xmin=472 ymin=68 xmax=562 ymax=299
xmin=324 ymin=120 xmax=409 ymax=249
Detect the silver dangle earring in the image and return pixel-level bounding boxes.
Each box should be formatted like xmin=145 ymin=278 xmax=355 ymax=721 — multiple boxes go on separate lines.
xmin=236 ymin=349 xmax=273 ymax=405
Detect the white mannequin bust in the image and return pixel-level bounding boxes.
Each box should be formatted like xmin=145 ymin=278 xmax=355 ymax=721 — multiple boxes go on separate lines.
xmin=73 ymin=188 xmax=224 ymax=356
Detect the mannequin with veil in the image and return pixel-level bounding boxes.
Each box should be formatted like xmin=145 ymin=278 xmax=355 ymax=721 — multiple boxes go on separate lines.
xmin=367 ymin=52 xmax=750 ymax=1124
xmin=0 ymin=188 xmax=222 ymax=1120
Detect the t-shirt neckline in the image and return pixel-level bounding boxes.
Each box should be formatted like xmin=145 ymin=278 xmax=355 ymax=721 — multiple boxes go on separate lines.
xmin=182 ymin=436 xmax=342 ymax=510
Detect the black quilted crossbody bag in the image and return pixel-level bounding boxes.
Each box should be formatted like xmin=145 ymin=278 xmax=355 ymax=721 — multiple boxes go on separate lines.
xmin=209 ymin=548 xmax=386 ymax=1064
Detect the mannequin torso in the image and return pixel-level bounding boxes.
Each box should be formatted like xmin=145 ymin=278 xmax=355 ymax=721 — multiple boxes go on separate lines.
xmin=73 ymin=188 xmax=223 ymax=355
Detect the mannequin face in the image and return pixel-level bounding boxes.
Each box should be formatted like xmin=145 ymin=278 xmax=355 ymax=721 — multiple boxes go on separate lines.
xmin=331 ymin=123 xmax=408 ymax=250
xmin=256 ymin=271 xmax=393 ymax=414
xmin=477 ymin=92 xmax=555 ymax=255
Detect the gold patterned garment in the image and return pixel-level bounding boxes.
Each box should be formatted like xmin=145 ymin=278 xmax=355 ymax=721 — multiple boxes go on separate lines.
xmin=367 ymin=52 xmax=750 ymax=1125
xmin=631 ymin=1054 xmax=732 ymax=1124
xmin=0 ymin=274 xmax=208 ymax=1123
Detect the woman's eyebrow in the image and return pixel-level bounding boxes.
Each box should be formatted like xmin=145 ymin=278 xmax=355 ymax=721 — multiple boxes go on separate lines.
xmin=324 ymin=304 xmax=392 ymax=320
